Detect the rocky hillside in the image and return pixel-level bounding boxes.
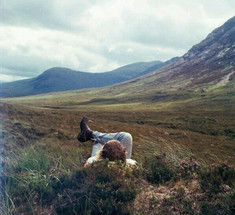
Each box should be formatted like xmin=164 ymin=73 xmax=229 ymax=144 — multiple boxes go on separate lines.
xmin=153 ymin=16 xmax=235 ymax=89
xmin=111 ymin=16 xmax=235 ymax=95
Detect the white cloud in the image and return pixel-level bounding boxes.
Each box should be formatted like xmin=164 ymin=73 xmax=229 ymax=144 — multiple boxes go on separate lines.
xmin=0 ymin=71 xmax=29 ymax=82
xmin=127 ymin=48 xmax=134 ymax=53
xmin=0 ymin=0 xmax=235 ymax=82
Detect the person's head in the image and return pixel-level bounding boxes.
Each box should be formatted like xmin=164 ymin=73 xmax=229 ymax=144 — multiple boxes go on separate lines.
xmin=101 ymin=140 xmax=127 ymax=162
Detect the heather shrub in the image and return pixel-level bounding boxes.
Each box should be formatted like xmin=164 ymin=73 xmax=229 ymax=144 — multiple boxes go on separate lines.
xmin=157 ymin=188 xmax=196 ymax=215
xmin=177 ymin=158 xmax=201 ymax=179
xmin=53 ymin=159 xmax=137 ymax=215
xmin=199 ymin=161 xmax=235 ymax=194
xmin=201 ymin=192 xmax=235 ymax=215
xmin=142 ymin=153 xmax=176 ymax=184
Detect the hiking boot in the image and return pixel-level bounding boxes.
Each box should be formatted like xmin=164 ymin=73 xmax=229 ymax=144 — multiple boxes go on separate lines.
xmin=77 ymin=117 xmax=93 ymax=142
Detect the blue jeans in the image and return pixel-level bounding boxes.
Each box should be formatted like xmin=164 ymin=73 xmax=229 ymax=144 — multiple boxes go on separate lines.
xmin=91 ymin=131 xmax=133 ymax=159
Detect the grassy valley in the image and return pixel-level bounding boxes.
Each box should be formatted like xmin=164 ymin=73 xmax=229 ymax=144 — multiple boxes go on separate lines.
xmin=2 ymin=76 xmax=235 ymax=164
xmin=1 ymin=80 xmax=235 ymax=213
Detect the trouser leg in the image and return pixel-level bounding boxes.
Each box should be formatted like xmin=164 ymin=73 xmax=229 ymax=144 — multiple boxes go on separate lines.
xmin=114 ymin=132 xmax=133 ymax=159
xmin=91 ymin=143 xmax=104 ymax=157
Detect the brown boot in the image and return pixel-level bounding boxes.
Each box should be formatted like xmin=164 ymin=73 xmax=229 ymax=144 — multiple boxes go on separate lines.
xmin=77 ymin=116 xmax=93 ymax=142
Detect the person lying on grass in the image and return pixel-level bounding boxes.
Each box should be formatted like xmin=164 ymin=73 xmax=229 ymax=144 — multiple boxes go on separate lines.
xmin=77 ymin=116 xmax=136 ymax=166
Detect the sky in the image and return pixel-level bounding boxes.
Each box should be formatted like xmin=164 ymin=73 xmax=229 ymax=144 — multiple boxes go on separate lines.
xmin=0 ymin=0 xmax=235 ymax=82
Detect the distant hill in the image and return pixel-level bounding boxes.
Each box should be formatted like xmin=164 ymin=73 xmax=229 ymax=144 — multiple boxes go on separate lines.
xmin=0 ymin=60 xmax=177 ymax=97
xmin=104 ymin=61 xmax=162 ymax=79
xmin=138 ymin=57 xmax=180 ymax=77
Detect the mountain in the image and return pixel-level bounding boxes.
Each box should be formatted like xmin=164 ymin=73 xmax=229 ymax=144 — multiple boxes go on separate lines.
xmin=0 ymin=60 xmax=171 ymax=97
xmin=108 ymin=16 xmax=235 ymax=96
xmin=177 ymin=15 xmax=235 ymax=87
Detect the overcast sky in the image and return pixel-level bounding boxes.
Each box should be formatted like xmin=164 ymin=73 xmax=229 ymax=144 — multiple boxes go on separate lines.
xmin=0 ymin=0 xmax=235 ymax=82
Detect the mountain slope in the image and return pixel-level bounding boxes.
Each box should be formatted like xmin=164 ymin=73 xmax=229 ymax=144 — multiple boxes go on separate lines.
xmin=107 ymin=16 xmax=235 ymax=96
xmin=0 ymin=60 xmax=165 ymax=97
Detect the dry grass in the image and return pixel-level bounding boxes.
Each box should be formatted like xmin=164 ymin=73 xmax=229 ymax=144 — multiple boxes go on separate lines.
xmin=1 ymin=100 xmax=234 ymax=165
